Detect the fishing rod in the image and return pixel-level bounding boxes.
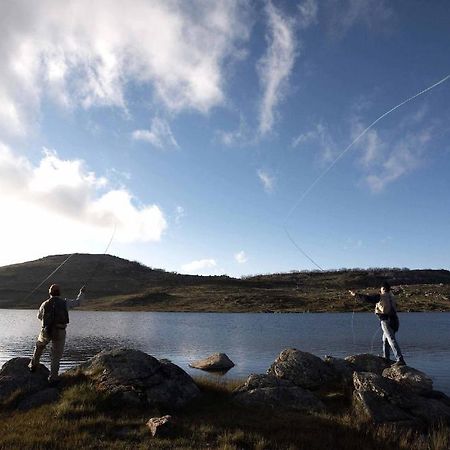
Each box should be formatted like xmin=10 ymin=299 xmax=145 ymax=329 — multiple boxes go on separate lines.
xmin=23 ymin=253 xmax=76 ymax=303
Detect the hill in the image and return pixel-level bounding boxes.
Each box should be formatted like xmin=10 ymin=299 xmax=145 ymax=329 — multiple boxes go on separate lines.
xmin=0 ymin=254 xmax=449 ymax=312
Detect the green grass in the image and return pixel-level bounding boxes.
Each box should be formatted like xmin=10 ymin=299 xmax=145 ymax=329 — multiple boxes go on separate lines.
xmin=0 ymin=376 xmax=448 ymax=450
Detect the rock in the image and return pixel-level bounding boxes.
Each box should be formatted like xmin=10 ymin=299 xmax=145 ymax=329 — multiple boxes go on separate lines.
xmin=234 ymin=374 xmax=326 ymax=413
xmin=0 ymin=358 xmax=50 ymax=406
xmin=66 ymin=348 xmax=199 ymax=409
xmin=17 ymin=388 xmax=59 ymax=411
xmin=382 ymin=365 xmax=433 ymax=394
xmin=345 ymin=354 xmax=391 ymax=375
xmin=352 ymin=371 xmax=450 ymax=426
xmin=147 ymin=415 xmax=176 ymax=437
xmin=267 ymin=348 xmax=335 ymax=390
xmin=189 ymin=353 xmax=234 ymax=371
xmin=323 ymin=355 xmax=355 ymax=389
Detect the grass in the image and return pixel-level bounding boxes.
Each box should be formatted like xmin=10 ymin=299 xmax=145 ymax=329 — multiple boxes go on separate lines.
xmin=0 ymin=376 xmax=448 ymax=449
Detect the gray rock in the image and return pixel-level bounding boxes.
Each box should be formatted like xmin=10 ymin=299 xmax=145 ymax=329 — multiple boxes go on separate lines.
xmin=147 ymin=415 xmax=176 ymax=437
xmin=234 ymin=374 xmax=325 ymax=413
xmin=382 ymin=365 xmax=433 ymax=394
xmin=66 ymin=348 xmax=199 ymax=409
xmin=353 ymin=371 xmax=450 ymax=426
xmin=17 ymin=388 xmax=59 ymax=411
xmin=345 ymin=354 xmax=391 ymax=375
xmin=189 ymin=353 xmax=234 ymax=371
xmin=323 ymin=355 xmax=355 ymax=388
xmin=0 ymin=358 xmax=50 ymax=406
xmin=267 ymin=348 xmax=335 ymax=390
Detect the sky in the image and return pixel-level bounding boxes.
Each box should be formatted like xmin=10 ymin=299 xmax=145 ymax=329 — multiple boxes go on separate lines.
xmin=0 ymin=0 xmax=449 ymax=277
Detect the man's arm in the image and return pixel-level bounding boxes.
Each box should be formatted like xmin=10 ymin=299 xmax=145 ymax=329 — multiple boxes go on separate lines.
xmin=349 ymin=290 xmax=380 ymax=304
xmin=66 ymin=286 xmax=86 ymax=309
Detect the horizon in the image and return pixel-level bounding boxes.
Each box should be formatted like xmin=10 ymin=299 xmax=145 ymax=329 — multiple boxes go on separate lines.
xmin=2 ymin=252 xmax=449 ymax=279
xmin=1 ymin=1 xmax=449 ymax=276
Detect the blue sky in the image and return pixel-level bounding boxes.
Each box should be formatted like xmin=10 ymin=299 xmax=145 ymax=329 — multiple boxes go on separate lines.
xmin=0 ymin=0 xmax=449 ymax=276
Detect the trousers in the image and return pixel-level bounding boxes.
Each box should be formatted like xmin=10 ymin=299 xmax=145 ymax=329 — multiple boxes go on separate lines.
xmin=380 ymin=320 xmax=403 ymax=362
xmin=30 ymin=328 xmax=66 ymax=381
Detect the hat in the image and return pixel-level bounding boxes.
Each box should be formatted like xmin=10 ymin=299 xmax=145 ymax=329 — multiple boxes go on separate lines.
xmin=49 ymin=284 xmax=61 ymax=296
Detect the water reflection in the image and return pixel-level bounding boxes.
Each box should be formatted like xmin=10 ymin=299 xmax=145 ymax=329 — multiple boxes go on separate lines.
xmin=0 ymin=310 xmax=448 ymax=394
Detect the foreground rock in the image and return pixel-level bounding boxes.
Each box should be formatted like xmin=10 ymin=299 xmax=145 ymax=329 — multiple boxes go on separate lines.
xmin=345 ymin=354 xmax=391 ymax=375
xmin=323 ymin=356 xmax=355 ymax=388
xmin=67 ymin=348 xmax=199 ymax=409
xmin=267 ymin=349 xmax=335 ymax=390
xmin=189 ymin=353 xmax=235 ymax=371
xmin=147 ymin=415 xmax=176 ymax=437
xmin=382 ymin=365 xmax=433 ymax=394
xmin=353 ymin=371 xmax=450 ymax=426
xmin=234 ymin=374 xmax=325 ymax=413
xmin=0 ymin=358 xmax=56 ymax=409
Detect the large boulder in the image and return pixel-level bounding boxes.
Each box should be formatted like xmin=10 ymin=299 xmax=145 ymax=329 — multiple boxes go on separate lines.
xmin=234 ymin=374 xmax=325 ymax=413
xmin=267 ymin=349 xmax=335 ymax=390
xmin=353 ymin=371 xmax=450 ymax=426
xmin=345 ymin=354 xmax=391 ymax=375
xmin=66 ymin=348 xmax=199 ymax=409
xmin=189 ymin=353 xmax=234 ymax=371
xmin=17 ymin=388 xmax=59 ymax=411
xmin=323 ymin=355 xmax=355 ymax=389
xmin=0 ymin=358 xmax=50 ymax=407
xmin=382 ymin=365 xmax=433 ymax=394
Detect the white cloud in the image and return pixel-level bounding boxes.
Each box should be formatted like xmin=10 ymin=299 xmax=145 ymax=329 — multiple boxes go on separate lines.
xmin=257 ymin=2 xmax=297 ymax=135
xmin=234 ymin=251 xmax=248 ymax=264
xmin=257 ymin=169 xmax=275 ymax=193
xmin=292 ymin=122 xmax=338 ymax=163
xmin=0 ymin=144 xmax=167 ymax=246
xmin=132 ymin=117 xmax=179 ymax=149
xmin=326 ymin=0 xmax=393 ymax=37
xmin=0 ymin=0 xmax=250 ymax=137
xmin=181 ymin=258 xmax=218 ymax=275
xmin=351 ymin=109 xmax=433 ymax=192
xmin=174 ymin=205 xmax=185 ymax=225
xmin=298 ymin=0 xmax=319 ymax=29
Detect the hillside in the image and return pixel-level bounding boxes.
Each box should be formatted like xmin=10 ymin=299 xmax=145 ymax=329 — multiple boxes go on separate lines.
xmin=0 ymin=254 xmax=449 ymax=312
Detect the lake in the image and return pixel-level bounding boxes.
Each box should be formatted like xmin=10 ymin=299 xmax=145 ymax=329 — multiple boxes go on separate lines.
xmin=0 ymin=311 xmax=449 ymax=394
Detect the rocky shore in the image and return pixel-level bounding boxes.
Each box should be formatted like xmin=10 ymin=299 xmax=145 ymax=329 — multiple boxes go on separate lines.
xmin=0 ymin=348 xmax=449 ymax=448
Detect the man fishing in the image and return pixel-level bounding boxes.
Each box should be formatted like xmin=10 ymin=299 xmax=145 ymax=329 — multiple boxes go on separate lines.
xmin=28 ymin=284 xmax=86 ymax=383
xmin=349 ymin=281 xmax=406 ymax=367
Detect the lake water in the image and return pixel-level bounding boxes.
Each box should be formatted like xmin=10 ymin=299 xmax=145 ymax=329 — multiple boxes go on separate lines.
xmin=0 ymin=311 xmax=449 ymax=394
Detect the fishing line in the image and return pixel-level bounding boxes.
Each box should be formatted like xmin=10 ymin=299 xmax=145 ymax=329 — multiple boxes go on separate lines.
xmin=23 ymin=253 xmax=76 ymax=303
xmin=83 ymin=223 xmax=117 ymax=287
xmin=284 ymin=73 xmax=450 ymax=350
xmin=370 ymin=326 xmax=382 ymax=354
xmin=283 ymin=73 xmax=450 ymax=267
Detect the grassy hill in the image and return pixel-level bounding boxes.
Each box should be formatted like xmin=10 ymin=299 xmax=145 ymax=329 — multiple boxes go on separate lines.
xmin=0 ymin=254 xmax=449 ymax=312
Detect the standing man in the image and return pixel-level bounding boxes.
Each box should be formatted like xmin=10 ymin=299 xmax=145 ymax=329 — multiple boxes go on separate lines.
xmin=349 ymin=281 xmax=406 ymax=367
xmin=29 ymin=284 xmax=86 ymax=383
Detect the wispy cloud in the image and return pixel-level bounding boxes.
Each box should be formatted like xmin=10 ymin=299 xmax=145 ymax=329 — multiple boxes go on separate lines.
xmin=181 ymin=258 xmax=218 ymax=275
xmin=298 ymin=0 xmax=319 ymax=29
xmin=0 ymin=0 xmax=250 ymax=137
xmin=257 ymin=2 xmax=297 ymax=136
xmin=132 ymin=117 xmax=179 ymax=149
xmin=325 ymin=0 xmax=393 ymax=38
xmin=234 ymin=250 xmax=248 ymax=264
xmin=257 ymin=169 xmax=275 ymax=193
xmin=174 ymin=205 xmax=185 ymax=225
xmin=292 ymin=122 xmax=338 ymax=163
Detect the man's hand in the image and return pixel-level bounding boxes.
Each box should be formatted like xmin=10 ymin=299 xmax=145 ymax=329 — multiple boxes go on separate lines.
xmin=349 ymin=290 xmax=356 ymax=297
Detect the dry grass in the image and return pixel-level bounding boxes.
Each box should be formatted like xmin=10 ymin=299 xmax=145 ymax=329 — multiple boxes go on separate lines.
xmin=0 ymin=377 xmax=448 ymax=450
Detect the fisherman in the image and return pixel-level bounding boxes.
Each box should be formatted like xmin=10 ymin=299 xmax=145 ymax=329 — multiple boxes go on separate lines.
xmin=28 ymin=284 xmax=86 ymax=383
xmin=349 ymin=281 xmax=406 ymax=367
